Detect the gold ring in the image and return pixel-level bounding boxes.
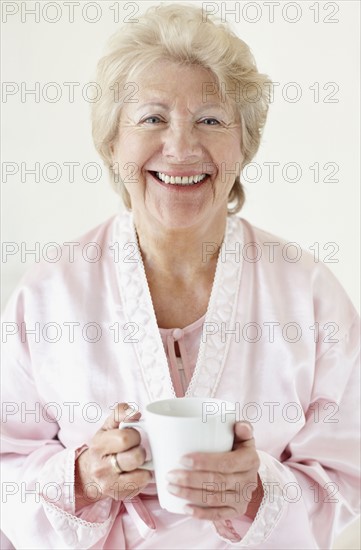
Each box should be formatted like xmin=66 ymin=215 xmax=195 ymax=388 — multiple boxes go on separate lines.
xmin=110 ymin=453 xmax=123 ymax=474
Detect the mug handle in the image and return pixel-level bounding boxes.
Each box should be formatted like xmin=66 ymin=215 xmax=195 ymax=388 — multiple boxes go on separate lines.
xmin=119 ymin=420 xmax=154 ymax=471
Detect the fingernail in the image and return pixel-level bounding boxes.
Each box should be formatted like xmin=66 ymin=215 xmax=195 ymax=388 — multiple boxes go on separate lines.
xmin=183 ymin=505 xmax=194 ymax=515
xmin=241 ymin=423 xmax=253 ymax=436
xmin=125 ymin=407 xmax=139 ymax=417
xmin=180 ymin=456 xmax=193 ymax=467
xmin=166 ymin=472 xmax=179 ymax=483
xmin=167 ymin=484 xmax=181 ymax=495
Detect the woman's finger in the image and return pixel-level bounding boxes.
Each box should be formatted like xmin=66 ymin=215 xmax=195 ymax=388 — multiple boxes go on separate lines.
xmin=166 ymin=468 xmax=250 ymax=491
xmin=101 ymin=403 xmax=141 ymax=431
xmin=180 ymin=446 xmax=259 ymax=474
xmin=114 ymin=445 xmax=147 ymax=472
xmin=167 ymin=483 xmax=244 ymax=509
xmin=102 ymin=469 xmax=153 ymax=501
xmin=93 ymin=426 xmax=142 ymax=455
xmin=232 ymin=422 xmax=255 ymax=450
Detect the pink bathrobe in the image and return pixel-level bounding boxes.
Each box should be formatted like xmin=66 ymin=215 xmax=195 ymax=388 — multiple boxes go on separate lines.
xmin=1 ymin=211 xmax=360 ymax=549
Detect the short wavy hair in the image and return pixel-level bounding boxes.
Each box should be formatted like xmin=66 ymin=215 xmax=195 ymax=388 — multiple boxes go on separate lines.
xmin=91 ymin=3 xmax=271 ymax=214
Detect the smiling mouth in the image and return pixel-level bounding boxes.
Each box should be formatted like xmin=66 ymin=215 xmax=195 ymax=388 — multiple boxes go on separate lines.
xmin=149 ymin=171 xmax=211 ymax=187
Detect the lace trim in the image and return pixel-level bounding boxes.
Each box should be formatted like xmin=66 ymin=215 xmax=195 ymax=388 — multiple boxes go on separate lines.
xmin=187 ymin=214 xmax=243 ymax=398
xmin=113 ymin=212 xmax=244 ymax=401
xmin=236 ymin=455 xmax=285 ymax=547
xmin=41 ymin=497 xmax=112 ymax=529
xmin=114 ymin=213 xmax=175 ymax=401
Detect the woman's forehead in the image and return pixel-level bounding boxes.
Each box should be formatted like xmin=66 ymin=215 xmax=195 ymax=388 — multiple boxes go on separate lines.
xmin=125 ymin=63 xmax=235 ymax=115
xmin=131 ymin=63 xmax=214 ymax=91
xmin=133 ymin=58 xmax=215 ymax=81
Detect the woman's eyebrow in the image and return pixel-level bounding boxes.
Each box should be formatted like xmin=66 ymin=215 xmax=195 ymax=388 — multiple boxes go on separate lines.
xmin=134 ymin=101 xmax=230 ymax=114
xmin=135 ymin=102 xmax=169 ymax=112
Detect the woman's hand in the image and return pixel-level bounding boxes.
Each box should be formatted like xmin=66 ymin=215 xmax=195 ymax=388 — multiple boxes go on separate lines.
xmin=74 ymin=403 xmax=152 ymax=510
xmin=166 ymin=422 xmax=263 ymax=521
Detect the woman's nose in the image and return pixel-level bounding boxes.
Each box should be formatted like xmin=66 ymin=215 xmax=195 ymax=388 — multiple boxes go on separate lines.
xmin=162 ymin=122 xmax=202 ymax=162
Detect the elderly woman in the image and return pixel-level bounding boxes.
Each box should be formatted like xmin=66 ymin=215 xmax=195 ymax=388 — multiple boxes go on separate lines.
xmin=1 ymin=3 xmax=360 ymax=550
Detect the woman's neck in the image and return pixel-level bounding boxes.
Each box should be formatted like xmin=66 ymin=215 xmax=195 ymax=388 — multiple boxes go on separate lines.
xmin=132 ymin=211 xmax=227 ymax=284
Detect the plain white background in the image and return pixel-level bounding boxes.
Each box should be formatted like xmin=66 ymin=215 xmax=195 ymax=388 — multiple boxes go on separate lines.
xmin=1 ymin=0 xmax=360 ymax=309
xmin=1 ymin=1 xmax=360 ymax=547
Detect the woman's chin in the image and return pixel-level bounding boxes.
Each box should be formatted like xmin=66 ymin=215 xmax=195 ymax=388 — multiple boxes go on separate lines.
xmin=138 ymin=198 xmax=209 ymax=230
xmin=153 ymin=208 xmax=207 ymax=231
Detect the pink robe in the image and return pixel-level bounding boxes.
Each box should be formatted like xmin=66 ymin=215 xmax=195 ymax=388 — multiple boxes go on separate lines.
xmin=1 ymin=210 xmax=360 ymax=549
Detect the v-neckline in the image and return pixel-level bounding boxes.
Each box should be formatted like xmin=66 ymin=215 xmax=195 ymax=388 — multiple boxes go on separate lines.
xmin=113 ymin=211 xmax=244 ymax=401
xmin=158 ymin=313 xmax=206 ymax=334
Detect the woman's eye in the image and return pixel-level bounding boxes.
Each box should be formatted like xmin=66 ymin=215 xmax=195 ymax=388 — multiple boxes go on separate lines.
xmin=142 ymin=116 xmax=163 ymax=124
xmin=199 ymin=118 xmax=221 ymax=126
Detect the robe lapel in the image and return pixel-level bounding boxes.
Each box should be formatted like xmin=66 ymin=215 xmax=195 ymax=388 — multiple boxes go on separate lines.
xmin=186 ymin=214 xmax=244 ymax=398
xmin=113 ymin=211 xmax=244 ymax=401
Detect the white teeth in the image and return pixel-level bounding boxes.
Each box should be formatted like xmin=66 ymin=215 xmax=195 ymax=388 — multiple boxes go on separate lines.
xmin=155 ymin=172 xmax=207 ymax=185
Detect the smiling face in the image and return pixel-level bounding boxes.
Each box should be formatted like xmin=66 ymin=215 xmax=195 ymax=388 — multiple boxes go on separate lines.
xmin=111 ymin=61 xmax=243 ymax=231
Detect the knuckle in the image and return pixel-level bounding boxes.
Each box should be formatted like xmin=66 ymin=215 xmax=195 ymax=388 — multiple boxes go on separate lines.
xmin=248 ymin=453 xmax=260 ymax=471
xmin=219 ymin=456 xmax=233 ymax=472
xmin=109 ymin=403 xmax=131 ymax=425
xmin=143 ymin=470 xmax=153 ymax=485
xmin=118 ymin=451 xmax=136 ymax=471
xmin=91 ymin=463 xmax=104 ymax=482
xmin=90 ymin=442 xmax=102 ymax=456
xmin=180 ymin=471 xmax=192 ymax=485
xmin=211 ymin=471 xmax=225 ymax=485
xmin=135 ymin=446 xmax=147 ymax=465
xmin=120 ymin=428 xmax=140 ymax=449
xmin=118 ymin=430 xmax=130 ymax=448
xmin=207 ymin=493 xmax=219 ymax=506
xmin=131 ymin=429 xmax=141 ymax=445
xmin=133 ymin=469 xmax=152 ymax=487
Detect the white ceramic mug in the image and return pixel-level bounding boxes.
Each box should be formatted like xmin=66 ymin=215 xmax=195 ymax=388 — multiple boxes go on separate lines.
xmin=119 ymin=397 xmax=240 ymax=514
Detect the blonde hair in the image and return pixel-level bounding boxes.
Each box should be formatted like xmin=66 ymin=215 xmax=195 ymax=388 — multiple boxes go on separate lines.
xmin=92 ymin=3 xmax=271 ymax=214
